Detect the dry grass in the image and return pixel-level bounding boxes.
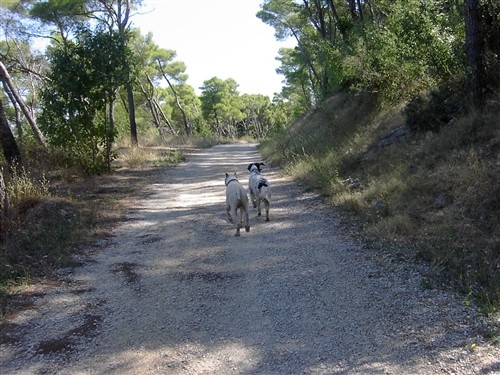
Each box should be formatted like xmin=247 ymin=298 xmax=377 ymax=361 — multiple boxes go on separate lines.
xmin=261 ymin=92 xmax=499 ymax=311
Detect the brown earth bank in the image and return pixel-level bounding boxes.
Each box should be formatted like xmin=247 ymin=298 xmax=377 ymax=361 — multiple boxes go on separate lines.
xmin=0 ymin=143 xmax=499 ymax=374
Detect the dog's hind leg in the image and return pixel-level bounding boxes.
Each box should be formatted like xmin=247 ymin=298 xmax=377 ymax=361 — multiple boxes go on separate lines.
xmin=231 ymin=203 xmax=242 ymax=236
xmin=226 ymin=202 xmax=234 ymax=223
xmin=233 ymin=206 xmax=241 ymax=236
xmin=249 ymin=188 xmax=257 ymax=208
xmin=264 ymin=199 xmax=270 ymax=221
xmin=235 ymin=208 xmax=240 ymax=236
xmin=243 ymin=208 xmax=250 ymax=233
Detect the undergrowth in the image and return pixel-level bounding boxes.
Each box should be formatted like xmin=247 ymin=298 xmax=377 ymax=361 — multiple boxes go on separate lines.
xmin=261 ymin=90 xmax=499 ymax=314
xmin=0 ymin=166 xmax=94 ymax=316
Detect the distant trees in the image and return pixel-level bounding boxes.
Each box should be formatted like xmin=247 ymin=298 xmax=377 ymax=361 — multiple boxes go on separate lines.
xmin=0 ymin=0 xmax=291 ymax=175
xmin=200 ymin=78 xmax=244 ymax=138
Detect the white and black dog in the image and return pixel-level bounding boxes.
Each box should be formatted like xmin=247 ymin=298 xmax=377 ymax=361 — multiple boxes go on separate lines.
xmin=247 ymin=162 xmax=271 ymax=221
xmin=225 ymin=173 xmax=250 ymax=236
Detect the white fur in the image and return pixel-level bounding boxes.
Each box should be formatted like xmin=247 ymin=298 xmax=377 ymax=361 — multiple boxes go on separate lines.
xmin=247 ymin=163 xmax=271 ymax=221
xmin=225 ymin=173 xmax=250 ymax=236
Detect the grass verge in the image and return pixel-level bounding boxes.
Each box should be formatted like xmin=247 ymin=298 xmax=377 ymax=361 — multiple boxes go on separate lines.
xmin=261 ymin=91 xmax=499 ymax=318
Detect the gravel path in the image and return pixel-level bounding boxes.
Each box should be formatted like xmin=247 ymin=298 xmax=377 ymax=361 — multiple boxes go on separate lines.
xmin=1 ymin=143 xmax=498 ymax=374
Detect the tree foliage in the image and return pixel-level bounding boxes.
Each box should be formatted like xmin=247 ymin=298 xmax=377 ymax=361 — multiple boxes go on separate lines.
xmin=259 ymin=0 xmax=498 ymax=108
xmin=3 ymin=0 xmax=495 ymax=178
xmin=39 ymin=27 xmax=131 ymax=173
xmin=200 ymin=77 xmax=243 ymax=138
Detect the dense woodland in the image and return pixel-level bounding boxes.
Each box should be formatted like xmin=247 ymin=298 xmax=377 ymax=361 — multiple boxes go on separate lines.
xmin=0 ymin=1 xmax=499 ymax=307
xmin=0 ymin=0 xmax=498 ymax=172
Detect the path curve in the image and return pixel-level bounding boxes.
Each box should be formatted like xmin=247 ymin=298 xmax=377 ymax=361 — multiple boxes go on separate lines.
xmin=1 ymin=143 xmax=498 ymax=374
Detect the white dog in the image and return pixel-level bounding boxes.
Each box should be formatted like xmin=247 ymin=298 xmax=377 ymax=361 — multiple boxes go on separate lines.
xmin=225 ymin=173 xmax=250 ymax=236
xmin=247 ymin=163 xmax=271 ymax=221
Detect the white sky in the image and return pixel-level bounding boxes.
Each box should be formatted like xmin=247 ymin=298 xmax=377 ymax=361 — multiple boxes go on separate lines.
xmin=131 ymin=0 xmax=296 ymax=98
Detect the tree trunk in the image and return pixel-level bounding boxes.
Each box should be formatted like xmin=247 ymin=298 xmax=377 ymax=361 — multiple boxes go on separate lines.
xmin=464 ymin=0 xmax=484 ymax=106
xmin=106 ymin=96 xmax=116 ymax=172
xmin=138 ymin=78 xmax=161 ymax=130
xmin=0 ymin=99 xmax=22 ymax=171
xmin=326 ymin=0 xmax=347 ymax=39
xmin=213 ymin=109 xmax=222 ymax=137
xmin=3 ymin=82 xmax=23 ymax=149
xmin=139 ymin=76 xmax=178 ymax=136
xmin=113 ymin=0 xmax=138 ymax=147
xmin=152 ymin=99 xmax=177 ymax=135
xmin=157 ymin=59 xmax=191 ymax=136
xmin=126 ymin=83 xmax=138 ymax=147
xmin=0 ymin=61 xmax=47 ymax=149
xmin=0 ymin=168 xmax=8 ymax=222
xmin=356 ymin=0 xmax=363 ymax=21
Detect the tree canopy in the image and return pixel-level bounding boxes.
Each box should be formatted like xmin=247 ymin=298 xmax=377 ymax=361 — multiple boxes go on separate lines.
xmin=259 ymin=0 xmax=498 ymax=106
xmin=0 ymin=0 xmax=498 ymax=172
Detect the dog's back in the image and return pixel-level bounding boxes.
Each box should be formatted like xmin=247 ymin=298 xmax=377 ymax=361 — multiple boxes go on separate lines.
xmin=227 ymin=180 xmax=248 ymax=207
xmin=225 ymin=173 xmax=250 ymax=236
xmin=247 ymin=163 xmax=271 ymax=221
xmin=258 ymin=178 xmax=271 ymax=202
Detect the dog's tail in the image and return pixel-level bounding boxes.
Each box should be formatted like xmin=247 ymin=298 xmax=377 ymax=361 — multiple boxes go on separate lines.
xmin=259 ymin=185 xmax=271 ymax=204
xmin=233 ymin=186 xmax=249 ymax=206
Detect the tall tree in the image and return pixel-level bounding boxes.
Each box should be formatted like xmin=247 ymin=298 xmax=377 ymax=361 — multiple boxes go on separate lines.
xmin=0 ymin=39 xmax=49 ymax=147
xmin=156 ymin=57 xmax=191 ymax=136
xmin=464 ymin=0 xmax=484 ymax=106
xmin=30 ymin=0 xmax=89 ymax=44
xmin=91 ymin=0 xmax=142 ymax=147
xmin=130 ymin=32 xmax=198 ymax=136
xmin=39 ymin=28 xmax=130 ymax=173
xmin=258 ymin=0 xmax=331 ymax=103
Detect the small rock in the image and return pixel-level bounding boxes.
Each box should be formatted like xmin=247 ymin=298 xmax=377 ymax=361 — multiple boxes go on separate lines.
xmin=434 ymin=195 xmax=446 ymax=209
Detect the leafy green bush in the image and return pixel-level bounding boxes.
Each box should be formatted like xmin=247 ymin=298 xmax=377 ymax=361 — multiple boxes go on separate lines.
xmin=39 ymin=28 xmax=131 ymax=174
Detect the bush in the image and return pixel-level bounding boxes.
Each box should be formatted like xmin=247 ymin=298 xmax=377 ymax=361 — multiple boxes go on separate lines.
xmin=404 ymin=84 xmax=464 ymax=132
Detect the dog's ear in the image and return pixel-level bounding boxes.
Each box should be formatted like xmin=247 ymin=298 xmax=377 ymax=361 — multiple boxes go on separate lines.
xmin=247 ymin=164 xmax=253 ymax=171
xmin=260 ymin=163 xmax=265 ymax=168
xmin=225 ymin=173 xmax=229 ymax=178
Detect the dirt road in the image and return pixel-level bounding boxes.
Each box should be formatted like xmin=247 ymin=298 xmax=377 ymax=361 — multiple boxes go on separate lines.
xmin=1 ymin=143 xmax=498 ymax=374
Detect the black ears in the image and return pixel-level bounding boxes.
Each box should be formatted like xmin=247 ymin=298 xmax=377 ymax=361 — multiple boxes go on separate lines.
xmin=248 ymin=162 xmax=266 ymax=172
